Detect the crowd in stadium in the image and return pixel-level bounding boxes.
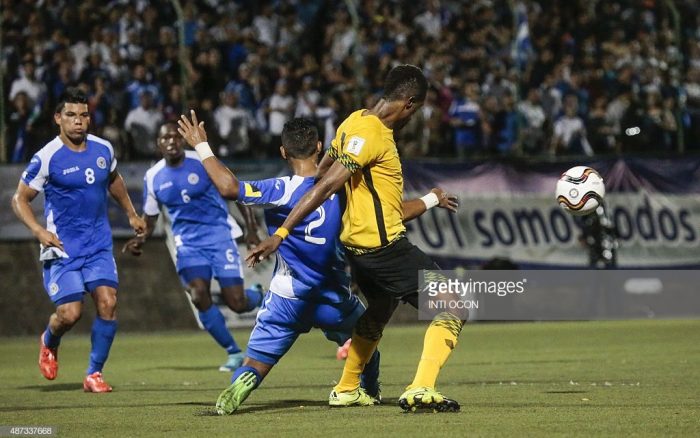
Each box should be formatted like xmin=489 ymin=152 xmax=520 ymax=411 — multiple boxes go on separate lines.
xmin=3 ymin=0 xmax=700 ymax=162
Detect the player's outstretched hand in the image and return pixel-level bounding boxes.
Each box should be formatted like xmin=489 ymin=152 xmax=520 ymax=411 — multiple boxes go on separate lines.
xmin=36 ymin=229 xmax=64 ymax=251
xmin=122 ymin=237 xmax=144 ymax=256
xmin=431 ymin=188 xmax=459 ymax=213
xmin=177 ymin=110 xmax=208 ymax=148
xmin=129 ymin=215 xmax=146 ymax=235
xmin=245 ymin=235 xmax=283 ymax=268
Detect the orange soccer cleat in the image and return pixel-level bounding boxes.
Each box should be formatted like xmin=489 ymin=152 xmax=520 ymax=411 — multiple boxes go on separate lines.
xmin=83 ymin=372 xmax=113 ymax=393
xmin=39 ymin=332 xmax=58 ymax=380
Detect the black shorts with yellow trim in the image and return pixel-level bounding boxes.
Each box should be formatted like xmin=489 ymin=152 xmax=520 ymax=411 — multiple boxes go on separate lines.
xmin=346 ymin=236 xmax=438 ymax=309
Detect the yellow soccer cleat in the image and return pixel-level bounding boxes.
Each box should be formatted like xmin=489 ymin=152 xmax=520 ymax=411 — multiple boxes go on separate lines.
xmin=398 ymin=387 xmax=460 ymax=413
xmin=328 ymin=387 xmax=379 ymax=407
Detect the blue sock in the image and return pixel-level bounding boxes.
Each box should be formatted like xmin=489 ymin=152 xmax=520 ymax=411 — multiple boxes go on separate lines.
xmin=87 ymin=317 xmax=117 ymax=375
xmin=231 ymin=365 xmax=262 ymax=387
xmin=44 ymin=326 xmax=62 ymax=349
xmin=360 ymin=349 xmax=381 ymax=397
xmin=242 ymin=286 xmax=263 ymax=312
xmin=199 ymin=305 xmax=240 ymax=354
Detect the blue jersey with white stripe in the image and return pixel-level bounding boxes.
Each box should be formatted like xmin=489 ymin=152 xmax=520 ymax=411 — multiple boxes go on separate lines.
xmin=21 ymin=135 xmax=117 ymax=258
xmin=238 ymin=175 xmax=348 ymax=300
xmin=143 ymin=151 xmax=242 ymax=248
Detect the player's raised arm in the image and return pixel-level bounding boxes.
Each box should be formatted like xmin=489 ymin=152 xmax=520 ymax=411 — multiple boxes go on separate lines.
xmin=402 ymin=187 xmax=459 ymax=223
xmin=178 ymin=110 xmax=241 ymax=200
xmin=108 ymin=170 xmax=146 ymax=235
xmin=11 ymin=181 xmax=64 ymax=251
xmin=246 ymin=159 xmax=352 ymax=266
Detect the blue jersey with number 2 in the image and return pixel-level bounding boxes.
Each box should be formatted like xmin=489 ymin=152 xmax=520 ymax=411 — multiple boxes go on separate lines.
xmin=238 ymin=175 xmax=345 ymax=299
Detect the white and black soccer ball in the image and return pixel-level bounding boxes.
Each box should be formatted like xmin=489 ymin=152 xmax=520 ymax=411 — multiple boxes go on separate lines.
xmin=555 ymin=166 xmax=606 ymax=216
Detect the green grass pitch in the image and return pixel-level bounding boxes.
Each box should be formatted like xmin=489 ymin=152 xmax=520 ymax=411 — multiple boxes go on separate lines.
xmin=1 ymin=320 xmax=699 ymax=437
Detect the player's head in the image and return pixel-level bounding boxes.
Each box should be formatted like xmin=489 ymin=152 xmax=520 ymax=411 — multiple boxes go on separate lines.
xmin=54 ymin=87 xmax=90 ymax=145
xmin=382 ymin=64 xmax=428 ymax=130
xmin=280 ymin=118 xmax=321 ymax=160
xmin=157 ymin=122 xmax=186 ymax=163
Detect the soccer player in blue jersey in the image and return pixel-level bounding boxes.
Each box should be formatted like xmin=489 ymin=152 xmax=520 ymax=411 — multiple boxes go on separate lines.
xmin=177 ymin=113 xmax=382 ymax=415
xmin=11 ymin=88 xmax=146 ymax=392
xmin=122 ymin=122 xmax=264 ymax=371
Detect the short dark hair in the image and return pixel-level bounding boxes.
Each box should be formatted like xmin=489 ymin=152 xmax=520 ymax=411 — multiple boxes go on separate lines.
xmin=55 ymin=88 xmax=88 ymax=114
xmin=383 ymin=64 xmax=428 ymax=102
xmin=281 ymin=118 xmax=319 ymax=159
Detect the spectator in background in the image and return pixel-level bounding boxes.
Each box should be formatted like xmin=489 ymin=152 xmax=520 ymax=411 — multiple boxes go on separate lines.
xmin=9 ymin=59 xmax=46 ymax=108
xmin=551 ymin=96 xmax=593 ymax=156
xmin=266 ymin=79 xmax=295 ymax=151
xmin=449 ymin=82 xmax=482 ymax=158
xmin=7 ymin=92 xmax=32 ymax=162
xmin=587 ymin=96 xmax=616 ymax=154
xmin=518 ymin=88 xmax=546 ymax=154
xmin=225 ymin=63 xmax=259 ymax=118
xmin=88 ymin=76 xmax=112 ymax=131
xmin=295 ymin=76 xmax=321 ymax=118
xmin=124 ymin=91 xmax=163 ymax=158
xmin=214 ymin=90 xmax=253 ymax=157
xmin=126 ymin=64 xmax=160 ymax=110
xmin=492 ymin=91 xmax=518 ymax=155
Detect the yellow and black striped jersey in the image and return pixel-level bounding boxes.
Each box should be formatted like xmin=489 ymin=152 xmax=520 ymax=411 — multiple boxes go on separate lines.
xmin=329 ymin=109 xmax=405 ymax=252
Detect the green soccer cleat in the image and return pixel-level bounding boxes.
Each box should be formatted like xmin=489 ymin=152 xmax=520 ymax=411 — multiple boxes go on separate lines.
xmin=328 ymin=387 xmax=379 ymax=407
xmin=398 ymin=387 xmax=460 ymax=413
xmin=219 ymin=352 xmax=245 ymax=372
xmin=215 ymin=371 xmax=258 ymax=415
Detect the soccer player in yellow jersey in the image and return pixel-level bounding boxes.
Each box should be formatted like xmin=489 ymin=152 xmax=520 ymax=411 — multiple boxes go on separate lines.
xmin=248 ymin=65 xmax=464 ymax=412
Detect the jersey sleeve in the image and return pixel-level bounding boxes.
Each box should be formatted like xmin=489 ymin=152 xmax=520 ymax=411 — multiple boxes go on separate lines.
xmin=142 ymin=172 xmax=160 ymax=216
xmin=329 ymin=126 xmax=382 ymax=173
xmin=21 ymin=154 xmax=48 ymax=192
xmin=238 ymin=177 xmax=289 ymax=208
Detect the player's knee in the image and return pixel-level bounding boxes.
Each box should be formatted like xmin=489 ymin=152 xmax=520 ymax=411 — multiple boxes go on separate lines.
xmin=96 ymin=295 xmax=117 ymax=319
xmin=56 ymin=307 xmax=82 ymax=327
xmin=188 ymin=285 xmax=211 ymax=310
xmin=226 ymin=294 xmax=247 ymax=313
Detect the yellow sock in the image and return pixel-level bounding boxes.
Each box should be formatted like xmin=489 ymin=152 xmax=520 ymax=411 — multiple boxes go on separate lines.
xmin=334 ymin=334 xmax=379 ymax=392
xmin=408 ymin=312 xmax=464 ymax=390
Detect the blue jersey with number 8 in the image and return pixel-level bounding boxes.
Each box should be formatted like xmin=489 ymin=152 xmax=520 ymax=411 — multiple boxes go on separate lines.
xmin=21 ymin=135 xmax=117 ymax=258
xmin=238 ymin=175 xmax=346 ymax=300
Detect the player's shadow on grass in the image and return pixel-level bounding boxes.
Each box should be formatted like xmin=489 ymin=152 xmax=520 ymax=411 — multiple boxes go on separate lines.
xmin=18 ymin=383 xmax=82 ymax=392
xmin=142 ymin=366 xmax=217 ymax=372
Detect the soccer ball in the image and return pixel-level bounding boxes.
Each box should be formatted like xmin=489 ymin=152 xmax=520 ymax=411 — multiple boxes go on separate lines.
xmin=555 ymin=166 xmax=605 ymax=216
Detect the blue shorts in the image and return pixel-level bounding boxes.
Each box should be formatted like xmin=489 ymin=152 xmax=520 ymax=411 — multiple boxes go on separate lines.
xmin=176 ymin=240 xmax=243 ymax=287
xmin=42 ymin=249 xmax=119 ymax=305
xmin=246 ymin=290 xmax=365 ymax=365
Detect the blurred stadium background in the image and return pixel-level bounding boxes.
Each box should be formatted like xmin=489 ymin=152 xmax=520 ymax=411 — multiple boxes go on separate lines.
xmin=0 ymin=0 xmax=699 ymax=435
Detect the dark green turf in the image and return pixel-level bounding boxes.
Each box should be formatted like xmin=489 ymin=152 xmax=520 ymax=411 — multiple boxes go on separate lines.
xmin=1 ymin=321 xmax=699 ymax=437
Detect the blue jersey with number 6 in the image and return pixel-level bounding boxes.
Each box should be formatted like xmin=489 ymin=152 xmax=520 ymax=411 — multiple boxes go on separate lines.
xmin=21 ymin=134 xmax=117 ymax=258
xmin=238 ymin=175 xmax=346 ymax=300
xmin=142 ymin=150 xmax=243 ymax=248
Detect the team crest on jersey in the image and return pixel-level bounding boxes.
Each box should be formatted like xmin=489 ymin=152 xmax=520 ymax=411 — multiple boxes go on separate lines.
xmin=49 ymin=283 xmax=59 ymax=296
xmin=188 ymin=173 xmax=199 ymax=185
xmin=96 ymin=157 xmax=107 ymax=169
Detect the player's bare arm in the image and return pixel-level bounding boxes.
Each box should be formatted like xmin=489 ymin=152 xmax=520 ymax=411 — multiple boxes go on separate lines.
xmin=236 ymin=203 xmax=261 ymax=249
xmin=11 ymin=181 xmax=64 ymax=251
xmin=402 ymin=188 xmax=459 ymax=223
xmin=246 ymin=160 xmax=352 ymax=267
xmin=315 ymin=151 xmax=335 ymax=180
xmin=177 ymin=110 xmax=241 ymax=199
xmin=108 ymin=170 xmax=146 ymax=235
xmin=122 ymin=215 xmax=159 ymax=256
